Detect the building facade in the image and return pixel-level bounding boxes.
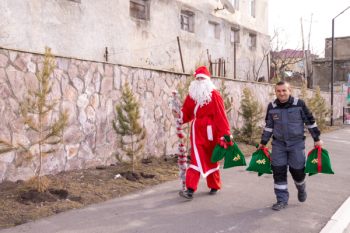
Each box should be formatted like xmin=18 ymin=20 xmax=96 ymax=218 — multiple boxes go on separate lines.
xmin=0 ymin=0 xmax=270 ymax=81
xmin=313 ymin=36 xmax=350 ymax=92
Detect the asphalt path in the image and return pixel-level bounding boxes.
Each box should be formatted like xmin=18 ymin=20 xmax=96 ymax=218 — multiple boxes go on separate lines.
xmin=2 ymin=127 xmax=350 ymax=233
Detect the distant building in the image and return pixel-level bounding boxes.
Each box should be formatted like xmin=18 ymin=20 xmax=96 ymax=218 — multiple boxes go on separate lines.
xmin=270 ymin=49 xmax=317 ymax=87
xmin=0 ymin=0 xmax=270 ymax=81
xmin=312 ymin=36 xmax=350 ymax=92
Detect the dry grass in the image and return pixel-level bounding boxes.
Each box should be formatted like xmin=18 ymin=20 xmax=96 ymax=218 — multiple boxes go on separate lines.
xmin=0 ymin=156 xmax=179 ymax=230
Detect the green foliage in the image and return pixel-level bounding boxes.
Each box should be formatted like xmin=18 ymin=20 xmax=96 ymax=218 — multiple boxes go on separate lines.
xmin=307 ymin=87 xmax=331 ymax=131
xmin=113 ymin=80 xmax=146 ymax=172
xmin=272 ymin=75 xmax=281 ymax=84
xmin=218 ymin=79 xmax=233 ymax=117
xmin=299 ymin=78 xmax=309 ymax=102
xmin=0 ymin=47 xmax=68 ymax=193
xmin=233 ymin=88 xmax=264 ymax=144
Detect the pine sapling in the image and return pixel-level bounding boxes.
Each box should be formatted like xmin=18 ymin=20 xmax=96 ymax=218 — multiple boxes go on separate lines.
xmin=233 ymin=88 xmax=264 ymax=144
xmin=113 ymin=80 xmax=146 ymax=172
xmin=299 ymin=78 xmax=308 ymax=101
xmin=0 ymin=46 xmax=68 ymax=193
xmin=307 ymin=87 xmax=331 ymax=131
xmin=218 ymin=79 xmax=234 ymax=117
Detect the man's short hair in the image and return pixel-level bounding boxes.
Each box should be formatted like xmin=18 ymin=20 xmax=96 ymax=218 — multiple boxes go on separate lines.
xmin=275 ymin=81 xmax=290 ymax=89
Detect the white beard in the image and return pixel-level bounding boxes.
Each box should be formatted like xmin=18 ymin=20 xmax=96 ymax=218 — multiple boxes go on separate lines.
xmin=189 ymin=79 xmax=216 ymax=107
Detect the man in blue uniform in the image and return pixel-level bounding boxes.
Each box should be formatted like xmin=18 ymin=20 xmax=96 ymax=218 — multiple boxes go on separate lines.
xmin=258 ymin=81 xmax=323 ymax=210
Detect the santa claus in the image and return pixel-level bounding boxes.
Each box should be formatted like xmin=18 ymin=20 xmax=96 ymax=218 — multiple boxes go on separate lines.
xmin=175 ymin=66 xmax=231 ymax=200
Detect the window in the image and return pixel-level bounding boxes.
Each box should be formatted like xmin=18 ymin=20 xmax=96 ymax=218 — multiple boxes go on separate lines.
xmin=248 ymin=34 xmax=256 ymax=47
xmin=130 ymin=0 xmax=150 ymax=20
xmin=248 ymin=0 xmax=255 ymax=17
xmin=231 ymin=29 xmax=239 ymax=43
xmin=233 ymin=0 xmax=239 ymax=10
xmin=208 ymin=21 xmax=220 ymax=39
xmin=68 ymin=0 xmax=81 ymax=3
xmin=181 ymin=11 xmax=195 ymax=32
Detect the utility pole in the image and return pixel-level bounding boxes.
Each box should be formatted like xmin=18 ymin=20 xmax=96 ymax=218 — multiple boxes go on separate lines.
xmin=331 ymin=6 xmax=350 ymax=126
xmin=300 ymin=18 xmax=308 ymax=86
xmin=307 ymin=14 xmax=313 ymax=88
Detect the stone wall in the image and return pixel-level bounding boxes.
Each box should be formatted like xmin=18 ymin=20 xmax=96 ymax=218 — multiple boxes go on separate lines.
xmin=0 ymin=47 xmax=347 ymax=182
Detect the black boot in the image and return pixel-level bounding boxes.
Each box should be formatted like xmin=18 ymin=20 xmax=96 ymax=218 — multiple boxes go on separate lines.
xmin=272 ymin=201 xmax=288 ymax=211
xmin=209 ymin=188 xmax=218 ymax=195
xmin=179 ymin=188 xmax=194 ymax=200
xmin=298 ymin=190 xmax=307 ymax=202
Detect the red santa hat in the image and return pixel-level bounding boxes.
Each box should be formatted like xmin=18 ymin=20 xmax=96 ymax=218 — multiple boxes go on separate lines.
xmin=194 ymin=66 xmax=211 ymax=80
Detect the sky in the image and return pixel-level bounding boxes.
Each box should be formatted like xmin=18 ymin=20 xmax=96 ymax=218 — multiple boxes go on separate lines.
xmin=269 ymin=0 xmax=350 ymax=57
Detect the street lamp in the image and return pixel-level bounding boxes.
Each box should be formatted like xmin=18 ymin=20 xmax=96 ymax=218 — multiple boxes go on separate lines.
xmin=331 ymin=5 xmax=350 ymax=126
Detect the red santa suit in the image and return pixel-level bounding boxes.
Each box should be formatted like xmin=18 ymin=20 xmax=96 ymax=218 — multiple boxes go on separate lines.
xmin=180 ymin=89 xmax=231 ymax=192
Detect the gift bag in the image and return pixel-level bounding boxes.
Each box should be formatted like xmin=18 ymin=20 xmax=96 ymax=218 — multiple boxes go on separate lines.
xmin=246 ymin=144 xmax=272 ymax=176
xmin=223 ymin=140 xmax=246 ymax=169
xmin=304 ymin=146 xmax=334 ymax=176
xmin=211 ymin=135 xmax=246 ymax=168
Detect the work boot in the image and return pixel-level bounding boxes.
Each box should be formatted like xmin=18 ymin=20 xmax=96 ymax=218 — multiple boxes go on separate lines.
xmin=272 ymin=201 xmax=288 ymax=211
xmin=298 ymin=190 xmax=307 ymax=202
xmin=179 ymin=188 xmax=194 ymax=200
xmin=209 ymin=188 xmax=218 ymax=195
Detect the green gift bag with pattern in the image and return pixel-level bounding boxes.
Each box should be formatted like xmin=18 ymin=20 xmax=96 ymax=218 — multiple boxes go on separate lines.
xmin=211 ymin=135 xmax=232 ymax=163
xmin=223 ymin=139 xmax=246 ymax=169
xmin=211 ymin=135 xmax=246 ymax=168
xmin=304 ymin=146 xmax=334 ymax=176
xmin=246 ymin=144 xmax=272 ymax=176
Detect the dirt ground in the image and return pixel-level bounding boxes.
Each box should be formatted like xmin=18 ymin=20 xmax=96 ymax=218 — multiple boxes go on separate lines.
xmin=0 ymin=125 xmax=341 ymax=231
xmin=0 ymin=156 xmax=181 ymax=230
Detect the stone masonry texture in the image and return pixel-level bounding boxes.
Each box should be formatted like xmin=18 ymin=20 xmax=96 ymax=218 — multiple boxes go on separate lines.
xmin=0 ymin=48 xmax=347 ymax=182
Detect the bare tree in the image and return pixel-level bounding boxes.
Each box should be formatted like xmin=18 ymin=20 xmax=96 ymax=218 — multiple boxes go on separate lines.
xmin=270 ymin=25 xmax=302 ymax=80
xmin=241 ymin=46 xmax=270 ymax=82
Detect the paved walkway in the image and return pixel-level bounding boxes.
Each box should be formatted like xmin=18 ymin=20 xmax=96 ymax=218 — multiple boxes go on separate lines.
xmin=2 ymin=127 xmax=350 ymax=233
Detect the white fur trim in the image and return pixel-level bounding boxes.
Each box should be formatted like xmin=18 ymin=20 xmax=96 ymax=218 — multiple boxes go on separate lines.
xmin=192 ymin=117 xmax=219 ymax=178
xmin=207 ymin=125 xmax=213 ymax=141
xmin=195 ymin=74 xmax=210 ymax=80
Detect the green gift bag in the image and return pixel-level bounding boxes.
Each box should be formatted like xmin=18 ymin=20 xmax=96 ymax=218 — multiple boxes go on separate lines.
xmin=211 ymin=135 xmax=232 ymax=163
xmin=223 ymin=140 xmax=246 ymax=169
xmin=246 ymin=144 xmax=272 ymax=176
xmin=304 ymin=146 xmax=334 ymax=176
xmin=211 ymin=135 xmax=246 ymax=168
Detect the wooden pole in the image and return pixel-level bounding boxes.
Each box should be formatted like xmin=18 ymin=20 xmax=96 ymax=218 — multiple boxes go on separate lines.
xmin=104 ymin=47 xmax=108 ymax=62
xmin=177 ymin=36 xmax=185 ymax=73
xmin=209 ymin=55 xmax=212 ymax=74
xmin=234 ymin=42 xmax=237 ymax=79
xmin=224 ymin=59 xmax=226 ymax=77
xmin=218 ymin=58 xmax=222 ymax=77
xmin=300 ymin=18 xmax=308 ymax=82
xmin=266 ymin=53 xmax=270 ymax=82
xmin=207 ymin=49 xmax=210 ymax=69
xmin=215 ymin=59 xmax=217 ymax=76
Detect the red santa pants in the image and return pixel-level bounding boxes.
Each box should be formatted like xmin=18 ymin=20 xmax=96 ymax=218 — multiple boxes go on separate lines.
xmin=186 ymin=168 xmax=222 ymax=192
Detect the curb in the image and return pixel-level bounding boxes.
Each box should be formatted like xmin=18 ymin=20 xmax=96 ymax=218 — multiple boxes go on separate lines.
xmin=320 ymin=197 xmax=350 ymax=233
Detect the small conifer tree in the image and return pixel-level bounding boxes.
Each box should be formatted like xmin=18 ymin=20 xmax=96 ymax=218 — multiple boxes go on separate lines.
xmin=299 ymin=78 xmax=308 ymax=101
xmin=218 ymin=79 xmax=234 ymax=117
xmin=113 ymin=80 xmax=146 ymax=172
xmin=307 ymin=87 xmax=331 ymax=131
xmin=233 ymin=88 xmax=264 ymax=144
xmin=0 ymin=47 xmax=68 ymax=193
xmin=272 ymin=75 xmax=281 ymax=84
